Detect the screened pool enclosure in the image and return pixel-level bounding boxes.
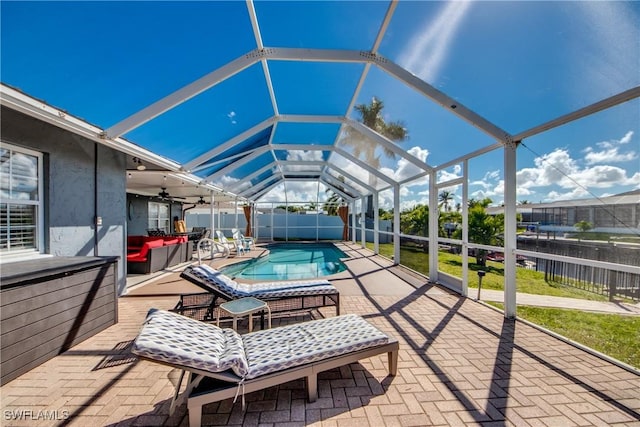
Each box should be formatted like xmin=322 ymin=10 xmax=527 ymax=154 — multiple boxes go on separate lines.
xmin=1 ymin=1 xmax=639 ymax=317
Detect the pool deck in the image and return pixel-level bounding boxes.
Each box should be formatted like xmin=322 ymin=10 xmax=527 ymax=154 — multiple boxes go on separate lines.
xmin=1 ymin=242 xmax=639 ymax=426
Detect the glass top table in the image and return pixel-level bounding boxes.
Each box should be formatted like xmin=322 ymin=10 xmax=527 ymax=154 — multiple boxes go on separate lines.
xmin=216 ymin=297 xmax=271 ymax=332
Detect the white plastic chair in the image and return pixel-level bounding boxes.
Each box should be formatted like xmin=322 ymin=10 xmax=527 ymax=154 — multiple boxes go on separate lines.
xmin=216 ymin=230 xmax=243 ymax=256
xmin=232 ymin=228 xmax=254 ymax=251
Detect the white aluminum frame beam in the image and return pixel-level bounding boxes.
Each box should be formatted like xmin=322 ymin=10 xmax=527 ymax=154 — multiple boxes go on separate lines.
xmin=271 ymin=144 xmax=336 ymax=151
xmin=184 ymin=117 xmax=275 ymax=171
xmin=503 ymin=143 xmax=517 ymax=319
xmin=238 ymin=174 xmax=283 ymax=198
xmin=319 ymin=178 xmax=355 ymax=202
xmin=321 ymin=173 xmax=364 ymax=197
xmin=246 ymin=1 xmax=280 ymax=117
xmin=204 ymin=145 xmax=273 ymax=182
xmin=433 ymin=142 xmax=503 ymax=172
xmin=332 ymin=147 xmax=395 ymax=185
xmin=225 ymin=162 xmax=278 ymax=194
xmin=346 ymin=119 xmax=432 ymax=173
xmin=373 ymin=57 xmax=514 ymax=144
xmin=253 ymin=180 xmax=284 ymax=200
xmin=324 ymin=166 xmax=375 ymax=193
xmin=106 ymin=52 xmax=262 ymax=138
xmin=277 ymin=160 xmax=327 ymax=168
xmin=191 ymin=147 xmax=262 ymax=173
xmin=513 ymin=86 xmax=640 ymax=142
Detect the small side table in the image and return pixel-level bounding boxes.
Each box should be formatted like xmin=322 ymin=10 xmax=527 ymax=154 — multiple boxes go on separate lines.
xmin=217 ymin=297 xmax=272 ymax=332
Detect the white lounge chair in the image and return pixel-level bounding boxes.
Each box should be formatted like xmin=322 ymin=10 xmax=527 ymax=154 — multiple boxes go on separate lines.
xmin=132 ymin=308 xmax=398 ymax=427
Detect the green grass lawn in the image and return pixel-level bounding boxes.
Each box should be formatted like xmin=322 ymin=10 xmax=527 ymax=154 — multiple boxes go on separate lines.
xmin=487 ymin=303 xmax=640 ymax=369
xmin=368 ymin=242 xmax=608 ymax=301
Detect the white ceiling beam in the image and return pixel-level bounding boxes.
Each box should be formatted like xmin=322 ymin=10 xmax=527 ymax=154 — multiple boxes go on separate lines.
xmin=322 ymin=171 xmax=369 ymax=195
xmin=204 ymin=145 xmax=272 ymax=182
xmin=246 ymin=0 xmax=264 ymax=49
xmin=372 ymin=56 xmax=514 ymax=145
xmin=346 ymin=119 xmax=433 ymax=172
xmin=512 ymin=86 xmax=640 ymax=142
xmin=106 ymin=51 xmax=262 ymax=138
xmin=239 ymin=174 xmax=282 ymax=198
xmin=324 ymin=166 xmax=375 ymax=193
xmin=270 ymin=144 xmax=335 ymax=151
xmin=397 ymin=171 xmax=430 ymax=187
xmin=319 ymin=178 xmax=357 ymax=201
xmin=433 ymin=142 xmax=503 ymax=172
xmin=371 ymin=1 xmax=397 ymax=53
xmin=266 ymin=47 xmax=366 ymax=63
xmin=252 ymin=180 xmax=284 ymax=200
xmin=332 ymin=146 xmax=395 ymax=184
xmin=246 ymin=1 xmax=280 ymax=117
xmin=191 ymin=147 xmax=262 ymax=173
xmin=319 ymin=175 xmax=363 ymax=198
xmin=183 ymin=116 xmax=275 ymax=171
xmin=281 ymin=171 xmax=322 ymax=177
xmin=278 ymin=160 xmax=327 ymax=167
xmin=277 ymin=114 xmax=344 ymax=124
xmin=225 ymin=162 xmax=278 ymax=194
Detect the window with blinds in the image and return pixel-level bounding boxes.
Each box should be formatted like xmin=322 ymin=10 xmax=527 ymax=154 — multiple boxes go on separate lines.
xmin=0 ymin=144 xmax=42 ymax=254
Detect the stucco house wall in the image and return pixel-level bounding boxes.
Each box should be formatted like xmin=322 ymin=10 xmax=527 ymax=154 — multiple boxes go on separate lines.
xmin=1 ymin=106 xmax=127 ymax=294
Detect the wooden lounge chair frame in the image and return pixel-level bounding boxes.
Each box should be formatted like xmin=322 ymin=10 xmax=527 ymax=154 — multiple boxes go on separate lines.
xmin=176 ymin=265 xmax=340 ymax=321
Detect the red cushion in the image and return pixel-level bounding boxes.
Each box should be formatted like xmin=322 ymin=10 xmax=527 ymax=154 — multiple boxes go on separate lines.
xmin=163 ymin=238 xmax=180 ymax=246
xmin=127 ymin=253 xmax=146 ymax=262
xmin=127 ymin=235 xmax=144 ymax=247
xmin=146 ymin=239 xmax=165 ymax=248
xmin=143 ymin=236 xmax=164 ymax=244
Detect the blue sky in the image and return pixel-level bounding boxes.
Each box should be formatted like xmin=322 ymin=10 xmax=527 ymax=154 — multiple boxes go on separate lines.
xmin=2 ymin=1 xmax=638 ymax=210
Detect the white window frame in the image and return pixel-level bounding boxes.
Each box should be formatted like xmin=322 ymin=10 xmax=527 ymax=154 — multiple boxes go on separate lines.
xmin=0 ymin=142 xmax=45 ymax=259
xmin=148 ymin=201 xmax=170 ymax=233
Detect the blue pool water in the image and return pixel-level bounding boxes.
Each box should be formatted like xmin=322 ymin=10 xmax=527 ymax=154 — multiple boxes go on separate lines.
xmin=220 ymin=243 xmax=348 ymax=281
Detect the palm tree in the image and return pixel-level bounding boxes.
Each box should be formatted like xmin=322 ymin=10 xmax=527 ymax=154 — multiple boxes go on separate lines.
xmin=347 ymin=97 xmax=408 ymax=218
xmin=438 ymin=190 xmax=454 ymax=212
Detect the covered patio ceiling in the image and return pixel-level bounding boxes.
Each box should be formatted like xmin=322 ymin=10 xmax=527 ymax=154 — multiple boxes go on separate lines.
xmin=1 ymin=1 xmax=638 ymax=206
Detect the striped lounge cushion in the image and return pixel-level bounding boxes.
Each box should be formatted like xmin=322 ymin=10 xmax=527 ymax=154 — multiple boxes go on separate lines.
xmin=242 ymin=314 xmax=389 ymax=379
xmin=132 ymin=308 xmax=249 ymax=377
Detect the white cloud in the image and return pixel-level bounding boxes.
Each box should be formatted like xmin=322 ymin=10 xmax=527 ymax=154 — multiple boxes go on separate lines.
xmin=583 ymin=131 xmax=637 ymax=165
xmin=397 ymin=1 xmax=473 ymax=82
xmin=514 ymin=146 xmax=639 ymax=201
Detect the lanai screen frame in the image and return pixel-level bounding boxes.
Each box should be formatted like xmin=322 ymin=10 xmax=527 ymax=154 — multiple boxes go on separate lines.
xmin=3 ymin=1 xmax=638 ymax=319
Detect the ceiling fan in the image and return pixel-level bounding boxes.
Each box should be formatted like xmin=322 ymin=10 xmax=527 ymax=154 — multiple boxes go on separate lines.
xmin=158 ymin=187 xmax=185 ymax=200
xmin=195 ymin=196 xmax=208 ymax=205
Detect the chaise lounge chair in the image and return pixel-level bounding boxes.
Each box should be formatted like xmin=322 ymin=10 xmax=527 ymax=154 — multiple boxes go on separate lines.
xmin=176 ymin=264 xmax=340 ymax=321
xmin=132 ymin=308 xmax=398 ymax=427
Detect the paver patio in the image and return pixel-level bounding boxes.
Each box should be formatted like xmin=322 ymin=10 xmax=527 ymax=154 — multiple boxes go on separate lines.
xmin=1 ymin=243 xmax=639 ymax=426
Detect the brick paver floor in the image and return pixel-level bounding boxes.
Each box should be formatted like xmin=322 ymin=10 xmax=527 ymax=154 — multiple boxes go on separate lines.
xmin=2 ymin=245 xmax=639 ymax=426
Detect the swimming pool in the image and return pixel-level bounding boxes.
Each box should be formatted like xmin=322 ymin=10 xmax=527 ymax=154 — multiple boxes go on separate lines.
xmin=220 ymin=243 xmax=348 ymax=281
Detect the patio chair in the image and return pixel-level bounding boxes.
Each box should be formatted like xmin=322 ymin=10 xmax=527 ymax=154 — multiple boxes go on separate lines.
xmin=175 ymin=264 xmax=340 ymax=321
xmin=132 ymin=308 xmax=398 ymax=427
xmin=232 ymin=228 xmax=254 ymax=251
xmin=215 ymin=230 xmax=242 ymax=255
